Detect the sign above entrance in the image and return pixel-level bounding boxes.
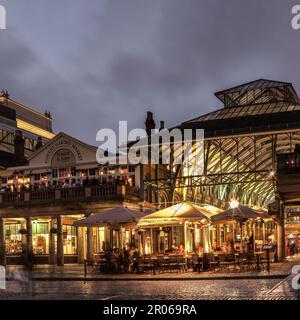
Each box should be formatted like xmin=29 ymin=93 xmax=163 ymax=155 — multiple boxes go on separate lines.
xmin=45 ymin=138 xmax=83 ymax=164
xmin=51 ymin=148 xmax=76 ymax=168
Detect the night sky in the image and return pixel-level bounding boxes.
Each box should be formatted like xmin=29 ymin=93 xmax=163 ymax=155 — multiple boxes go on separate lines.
xmin=1 ymin=0 xmax=300 ymax=145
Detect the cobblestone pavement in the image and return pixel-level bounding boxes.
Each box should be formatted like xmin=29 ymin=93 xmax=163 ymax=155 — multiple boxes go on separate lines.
xmin=1 ymin=255 xmax=299 ymax=300
xmin=3 ymin=259 xmax=294 ymax=280
xmin=0 ymin=278 xmax=298 ymax=300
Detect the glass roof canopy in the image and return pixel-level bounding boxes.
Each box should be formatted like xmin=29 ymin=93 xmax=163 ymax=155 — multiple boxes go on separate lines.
xmin=186 ymin=102 xmax=300 ymax=123
xmin=143 ymin=79 xmax=300 ymax=209
xmin=183 ymin=79 xmax=300 ymax=126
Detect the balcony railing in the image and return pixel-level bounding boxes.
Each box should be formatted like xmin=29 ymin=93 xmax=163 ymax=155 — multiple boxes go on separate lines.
xmin=0 ymin=184 xmax=140 ymax=207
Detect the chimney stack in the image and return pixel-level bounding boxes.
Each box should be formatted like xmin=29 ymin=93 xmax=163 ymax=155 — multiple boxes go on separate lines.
xmin=145 ymin=111 xmax=155 ymax=135
xmin=14 ymin=130 xmax=26 ymax=165
xmin=35 ymin=136 xmax=43 ymax=150
xmin=159 ymin=121 xmax=165 ymax=131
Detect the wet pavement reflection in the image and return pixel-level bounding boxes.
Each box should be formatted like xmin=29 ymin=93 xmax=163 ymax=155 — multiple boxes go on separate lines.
xmin=0 ymin=278 xmax=287 ymax=300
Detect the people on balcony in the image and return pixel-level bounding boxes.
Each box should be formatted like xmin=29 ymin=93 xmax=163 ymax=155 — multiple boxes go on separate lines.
xmin=0 ymin=177 xmax=136 ymax=194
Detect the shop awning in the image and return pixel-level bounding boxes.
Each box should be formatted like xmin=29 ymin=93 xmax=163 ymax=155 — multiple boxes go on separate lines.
xmin=73 ymin=207 xmax=147 ymax=227
xmin=138 ymin=202 xmax=222 ymax=226
xmin=211 ymin=205 xmax=267 ymax=224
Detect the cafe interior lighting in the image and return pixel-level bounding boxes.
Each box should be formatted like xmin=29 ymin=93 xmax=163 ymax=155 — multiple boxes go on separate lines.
xmin=229 ymin=200 xmax=239 ymax=209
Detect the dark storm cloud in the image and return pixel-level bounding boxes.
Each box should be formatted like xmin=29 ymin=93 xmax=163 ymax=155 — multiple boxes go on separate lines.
xmin=0 ymin=0 xmax=300 ymax=145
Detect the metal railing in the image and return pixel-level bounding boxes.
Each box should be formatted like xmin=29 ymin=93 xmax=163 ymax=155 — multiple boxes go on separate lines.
xmin=0 ymin=184 xmax=140 ymax=207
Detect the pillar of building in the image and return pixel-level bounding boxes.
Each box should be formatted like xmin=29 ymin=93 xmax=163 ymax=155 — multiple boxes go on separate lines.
xmin=0 ymin=218 xmax=6 ymax=266
xmin=49 ymin=218 xmax=56 ymax=265
xmin=215 ymin=225 xmax=219 ymax=248
xmin=184 ymin=221 xmax=188 ymax=252
xmin=119 ymin=227 xmax=123 ymax=250
xmin=25 ymin=217 xmax=33 ymax=267
xmin=86 ymin=227 xmax=94 ymax=265
xmin=277 ymin=217 xmax=285 ymax=261
xmin=56 ymin=215 xmax=64 ymax=266
xmin=77 ymin=227 xmax=84 ymax=264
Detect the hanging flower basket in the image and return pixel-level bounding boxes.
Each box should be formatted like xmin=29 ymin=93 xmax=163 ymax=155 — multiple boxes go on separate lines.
xmin=19 ymin=228 xmax=27 ymax=235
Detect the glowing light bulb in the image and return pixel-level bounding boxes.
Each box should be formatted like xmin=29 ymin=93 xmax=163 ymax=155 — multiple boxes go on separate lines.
xmin=229 ymin=200 xmax=239 ymax=209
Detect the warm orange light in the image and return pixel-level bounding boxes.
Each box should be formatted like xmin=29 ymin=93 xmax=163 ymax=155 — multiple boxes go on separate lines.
xmin=16 ymin=119 xmax=55 ymax=139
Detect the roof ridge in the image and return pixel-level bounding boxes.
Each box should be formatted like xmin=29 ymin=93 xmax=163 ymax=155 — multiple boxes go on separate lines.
xmin=215 ymin=78 xmax=293 ymax=97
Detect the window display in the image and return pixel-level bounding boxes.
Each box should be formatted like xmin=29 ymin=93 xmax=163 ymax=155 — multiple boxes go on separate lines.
xmin=32 ymin=221 xmax=50 ymax=255
xmin=5 ymin=223 xmax=22 ymax=254
xmin=63 ymin=225 xmax=77 ymax=255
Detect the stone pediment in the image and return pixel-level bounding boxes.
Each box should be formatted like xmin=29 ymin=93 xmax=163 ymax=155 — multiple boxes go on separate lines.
xmin=28 ymin=132 xmax=98 ymax=168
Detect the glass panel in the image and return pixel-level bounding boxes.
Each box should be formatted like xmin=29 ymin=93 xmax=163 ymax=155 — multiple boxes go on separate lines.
xmin=63 ymin=225 xmax=77 ymax=255
xmin=5 ymin=223 xmax=22 ymax=254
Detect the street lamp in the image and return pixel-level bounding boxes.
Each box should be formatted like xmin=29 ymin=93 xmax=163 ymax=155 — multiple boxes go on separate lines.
xmin=229 ymin=200 xmax=239 ymax=209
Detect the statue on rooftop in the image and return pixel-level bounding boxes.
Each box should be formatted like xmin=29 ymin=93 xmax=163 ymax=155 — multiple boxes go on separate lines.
xmin=0 ymin=90 xmax=10 ymax=98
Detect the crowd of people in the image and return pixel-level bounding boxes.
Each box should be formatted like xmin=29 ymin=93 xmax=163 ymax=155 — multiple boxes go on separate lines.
xmin=100 ymin=248 xmax=140 ymax=274
xmin=0 ymin=176 xmax=131 ymax=194
xmin=287 ymin=238 xmax=299 ymax=256
xmin=165 ymin=244 xmax=185 ymax=255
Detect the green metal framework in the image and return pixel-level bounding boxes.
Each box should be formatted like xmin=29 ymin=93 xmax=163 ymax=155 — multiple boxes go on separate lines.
xmin=142 ymin=79 xmax=300 ymax=209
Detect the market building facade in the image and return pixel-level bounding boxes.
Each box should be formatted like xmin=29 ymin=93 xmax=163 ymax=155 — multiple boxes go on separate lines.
xmin=2 ymin=79 xmax=300 ymax=266
xmin=0 ymin=94 xmax=140 ymax=266
xmin=139 ymin=79 xmax=300 ymax=260
xmin=0 ymin=132 xmax=140 ymax=266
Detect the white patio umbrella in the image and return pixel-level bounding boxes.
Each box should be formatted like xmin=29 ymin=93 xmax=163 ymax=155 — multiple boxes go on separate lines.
xmin=74 ymin=207 xmax=147 ymax=227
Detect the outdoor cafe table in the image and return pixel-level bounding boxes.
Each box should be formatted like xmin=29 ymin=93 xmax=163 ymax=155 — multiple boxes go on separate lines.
xmin=210 ymin=252 xmax=264 ymax=271
xmin=142 ymin=255 xmax=190 ymax=274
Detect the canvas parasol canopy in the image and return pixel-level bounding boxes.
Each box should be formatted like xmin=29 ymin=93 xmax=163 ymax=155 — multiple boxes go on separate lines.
xmin=73 ymin=207 xmax=147 ymax=227
xmin=211 ymin=205 xmax=267 ymax=224
xmin=139 ymin=202 xmax=222 ymax=226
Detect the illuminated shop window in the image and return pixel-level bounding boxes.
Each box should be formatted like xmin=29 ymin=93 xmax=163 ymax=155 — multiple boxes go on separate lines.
xmin=63 ymin=225 xmax=77 ymax=255
xmin=5 ymin=223 xmax=22 ymax=254
xmin=32 ymin=221 xmax=50 ymax=255
xmin=93 ymin=227 xmax=105 ymax=253
xmin=59 ymin=168 xmax=69 ymax=178
xmin=89 ymin=168 xmax=96 ymax=176
xmin=71 ymin=167 xmax=76 ymax=177
xmin=52 ymin=169 xmax=58 ymax=178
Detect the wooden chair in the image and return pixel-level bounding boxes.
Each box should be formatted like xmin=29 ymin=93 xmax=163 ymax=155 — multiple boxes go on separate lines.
xmin=191 ymin=254 xmax=203 ymax=273
xmin=176 ymin=255 xmax=186 ymax=273
xmin=208 ymin=254 xmax=219 ymax=271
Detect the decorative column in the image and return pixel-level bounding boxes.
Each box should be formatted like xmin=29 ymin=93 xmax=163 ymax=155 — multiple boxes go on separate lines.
xmin=77 ymin=227 xmax=84 ymax=264
xmin=252 ymin=221 xmax=256 ymax=251
xmin=26 ymin=217 xmax=33 ymax=266
xmin=150 ymin=228 xmax=154 ymax=254
xmin=56 ymin=215 xmax=64 ymax=266
xmin=119 ymin=227 xmax=123 ymax=250
xmin=216 ymin=225 xmax=221 ymax=248
xmin=110 ymin=228 xmax=114 ymax=250
xmin=277 ymin=217 xmax=285 ymax=261
xmin=262 ymin=222 xmax=266 ymax=243
xmin=49 ymin=218 xmax=56 ymax=265
xmin=86 ymin=227 xmax=94 ymax=265
xmin=184 ymin=222 xmax=188 ymax=252
xmin=0 ymin=218 xmax=6 ymax=266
